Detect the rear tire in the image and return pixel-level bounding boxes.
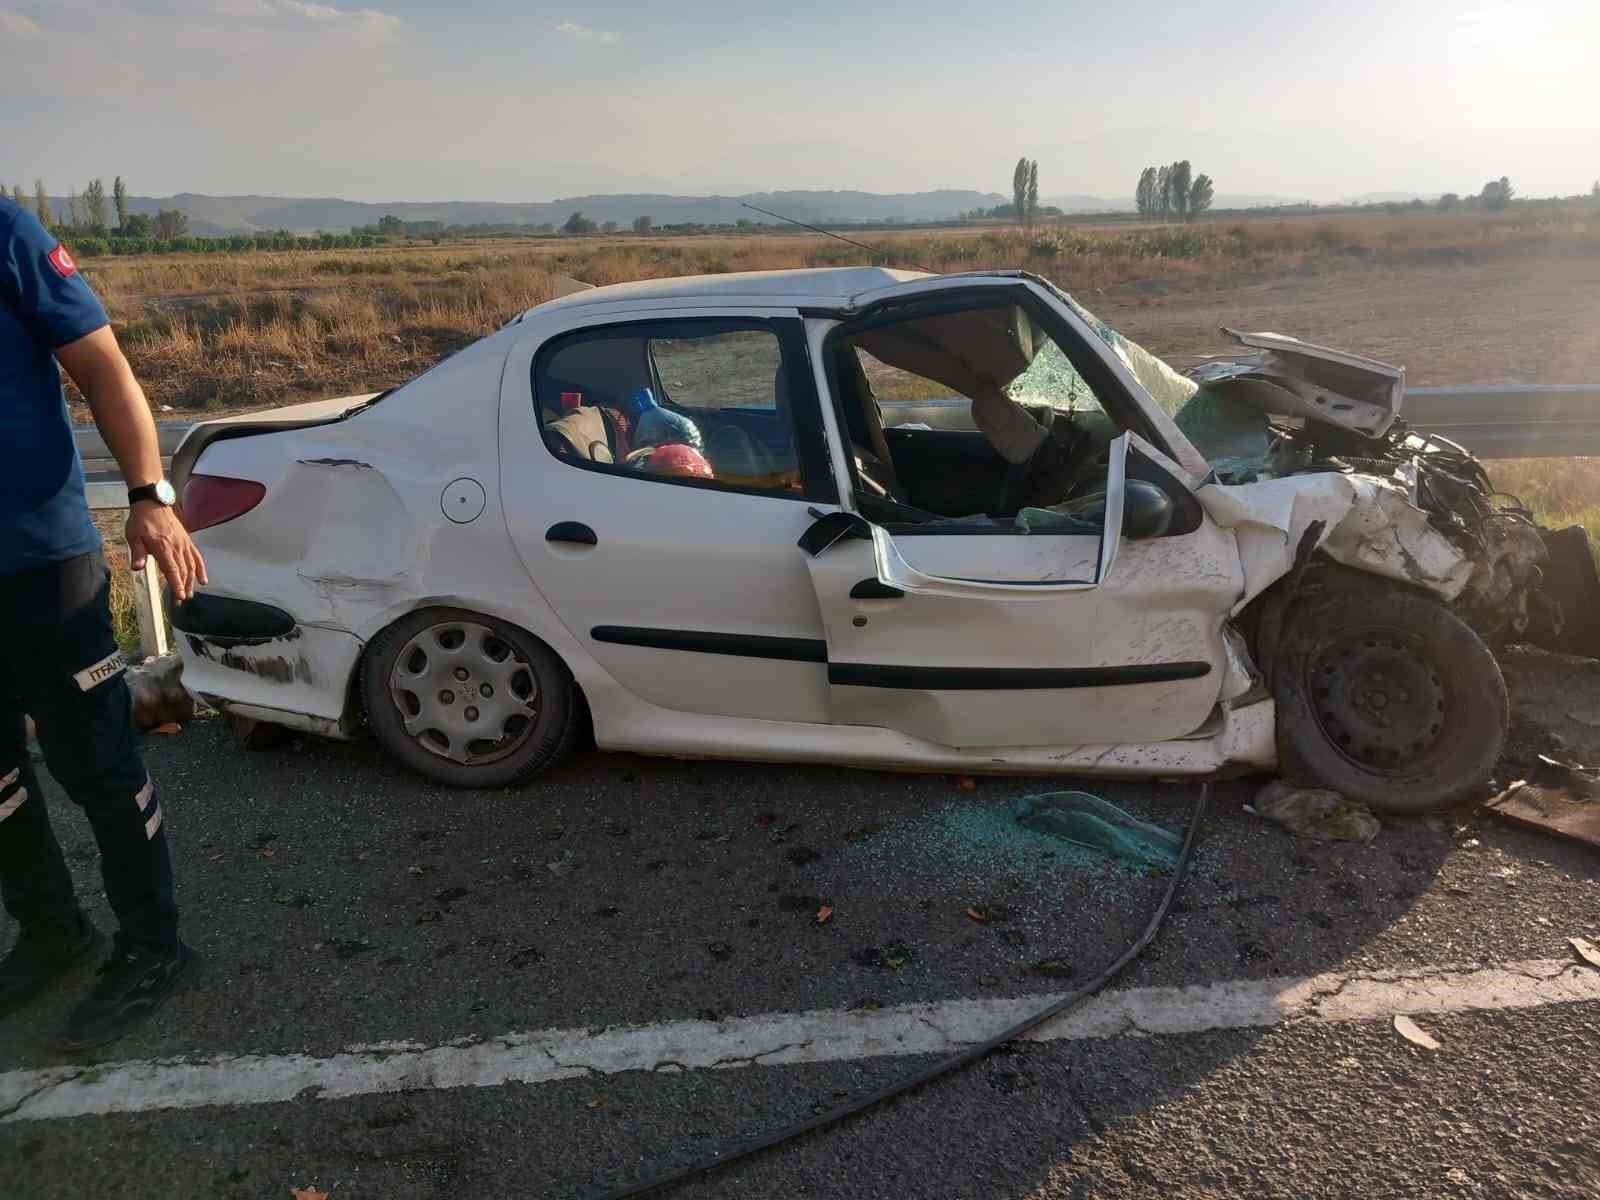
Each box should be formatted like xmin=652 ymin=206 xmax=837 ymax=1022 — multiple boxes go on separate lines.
xmin=1272 ymin=582 xmax=1506 ymax=813
xmin=361 ymin=608 xmax=579 ymax=788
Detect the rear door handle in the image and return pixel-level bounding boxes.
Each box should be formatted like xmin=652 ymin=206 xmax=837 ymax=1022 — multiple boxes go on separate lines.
xmin=546 ymin=521 xmax=597 ymax=546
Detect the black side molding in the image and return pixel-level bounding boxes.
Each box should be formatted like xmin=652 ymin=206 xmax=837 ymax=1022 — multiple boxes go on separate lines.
xmin=849 ymin=578 xmax=905 ymax=599
xmin=169 ymin=593 xmax=296 ymax=646
xmin=828 ymin=661 xmax=1212 ymax=690
xmin=592 ymin=626 xmax=827 ymax=663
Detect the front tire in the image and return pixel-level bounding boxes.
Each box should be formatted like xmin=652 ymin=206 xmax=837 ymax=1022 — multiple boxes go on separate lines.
xmin=361 ymin=608 xmax=579 ymax=788
xmin=1272 ymin=582 xmax=1506 ymax=813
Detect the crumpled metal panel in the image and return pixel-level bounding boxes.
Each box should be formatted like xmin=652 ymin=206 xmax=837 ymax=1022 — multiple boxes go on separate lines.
xmin=1198 ymin=472 xmax=1472 ymax=609
xmin=1187 ymin=328 xmax=1404 ymax=439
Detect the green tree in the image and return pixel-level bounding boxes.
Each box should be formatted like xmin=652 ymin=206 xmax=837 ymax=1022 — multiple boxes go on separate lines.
xmin=1480 ymin=176 xmax=1514 ymax=210
xmin=562 ymin=211 xmax=595 ymax=234
xmin=377 ymin=213 xmax=404 ymax=235
xmin=1135 ymin=167 xmax=1158 ymax=219
xmin=120 ymin=212 xmax=153 ymax=238
xmin=83 ymin=178 xmax=108 ymax=230
xmin=1188 ymin=172 xmax=1214 ymax=218
xmin=1155 ymin=165 xmax=1172 ymax=219
xmin=33 ymin=179 xmax=50 ymax=225
xmin=1590 ymin=180 xmax=1598 ymax=202
xmin=154 ymin=208 xmax=188 ymax=240
xmin=10 ymin=184 xmax=25 ymax=209
xmin=1012 ymin=157 xmax=1030 ymax=227
xmin=1437 ymin=192 xmax=1461 ymax=211
xmin=1169 ymin=160 xmax=1193 ymax=222
xmin=113 ymin=176 xmax=128 ymax=228
xmin=632 ymin=215 xmax=653 ymax=233
xmin=1026 ymin=161 xmax=1039 ymax=228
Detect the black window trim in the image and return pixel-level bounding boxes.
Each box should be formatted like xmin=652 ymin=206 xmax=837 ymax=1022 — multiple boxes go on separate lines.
xmin=531 ymin=315 xmax=838 ymax=505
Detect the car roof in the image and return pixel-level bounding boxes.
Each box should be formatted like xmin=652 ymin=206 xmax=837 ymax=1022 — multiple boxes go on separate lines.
xmin=523 ymin=266 xmax=944 ymax=317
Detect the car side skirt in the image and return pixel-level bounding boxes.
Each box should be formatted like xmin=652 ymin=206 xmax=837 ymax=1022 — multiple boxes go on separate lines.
xmin=587 ymin=692 xmax=1277 ymax=777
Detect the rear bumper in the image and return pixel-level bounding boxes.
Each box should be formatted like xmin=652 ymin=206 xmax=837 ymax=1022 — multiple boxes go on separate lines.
xmin=172 ymin=593 xmax=363 ymax=734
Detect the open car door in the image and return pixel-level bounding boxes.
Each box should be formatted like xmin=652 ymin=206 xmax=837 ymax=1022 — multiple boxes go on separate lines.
xmin=800 ymin=434 xmax=1240 ymax=749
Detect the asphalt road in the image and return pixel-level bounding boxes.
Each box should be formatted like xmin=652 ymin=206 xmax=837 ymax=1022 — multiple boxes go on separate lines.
xmin=3 ymin=715 xmax=1598 ymax=1199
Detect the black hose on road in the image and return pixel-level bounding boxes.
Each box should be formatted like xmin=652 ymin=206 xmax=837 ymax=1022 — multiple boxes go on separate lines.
xmin=586 ymin=782 xmax=1213 ymax=1199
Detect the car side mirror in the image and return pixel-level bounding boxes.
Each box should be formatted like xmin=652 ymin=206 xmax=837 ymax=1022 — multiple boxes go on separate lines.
xmin=798 ymin=509 xmax=873 ymax=557
xmin=1066 ymin=481 xmax=1173 ymax=541
xmin=1121 ymin=480 xmax=1174 ymax=540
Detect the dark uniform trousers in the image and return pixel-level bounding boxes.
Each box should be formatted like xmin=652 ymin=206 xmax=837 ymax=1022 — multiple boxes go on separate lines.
xmin=0 ymin=550 xmax=177 ymax=949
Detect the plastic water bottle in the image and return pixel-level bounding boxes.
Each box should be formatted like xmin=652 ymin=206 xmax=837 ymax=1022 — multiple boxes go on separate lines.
xmin=622 ymin=387 xmax=658 ymax=419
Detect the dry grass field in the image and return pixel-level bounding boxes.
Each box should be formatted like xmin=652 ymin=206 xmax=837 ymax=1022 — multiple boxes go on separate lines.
xmin=70 ymin=205 xmax=1600 ymax=648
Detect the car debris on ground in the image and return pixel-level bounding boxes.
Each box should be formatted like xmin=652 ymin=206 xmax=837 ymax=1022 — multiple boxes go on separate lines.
xmin=1247 ymin=779 xmax=1383 ymax=844
xmin=1012 ymin=791 xmax=1181 ymax=868
xmin=1485 ymin=778 xmax=1600 ymax=853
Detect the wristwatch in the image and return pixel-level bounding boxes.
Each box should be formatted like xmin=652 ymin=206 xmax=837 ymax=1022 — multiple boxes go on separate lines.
xmin=128 ymin=480 xmax=178 ymax=508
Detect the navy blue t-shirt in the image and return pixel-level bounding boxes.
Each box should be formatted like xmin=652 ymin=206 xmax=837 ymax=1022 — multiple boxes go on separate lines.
xmin=1 ymin=197 xmax=108 ymax=575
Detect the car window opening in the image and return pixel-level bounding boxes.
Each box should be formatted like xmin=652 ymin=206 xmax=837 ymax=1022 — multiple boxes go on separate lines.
xmin=830 ymin=301 xmax=1126 ymax=533
xmin=533 ymin=321 xmax=817 ymax=499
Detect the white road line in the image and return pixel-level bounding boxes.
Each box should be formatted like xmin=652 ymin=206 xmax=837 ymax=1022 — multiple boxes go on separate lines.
xmin=3 ymin=956 xmax=1596 ymax=1124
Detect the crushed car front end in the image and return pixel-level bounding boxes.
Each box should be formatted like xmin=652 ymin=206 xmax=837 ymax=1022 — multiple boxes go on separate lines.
xmin=1036 ymin=280 xmax=1554 ymax=809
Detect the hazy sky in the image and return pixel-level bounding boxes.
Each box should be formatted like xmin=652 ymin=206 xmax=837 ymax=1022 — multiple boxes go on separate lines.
xmin=3 ymin=0 xmax=1596 ymax=203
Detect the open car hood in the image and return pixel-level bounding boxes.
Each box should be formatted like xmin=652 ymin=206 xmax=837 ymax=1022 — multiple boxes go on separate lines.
xmin=1185 ymin=328 xmax=1404 ymax=439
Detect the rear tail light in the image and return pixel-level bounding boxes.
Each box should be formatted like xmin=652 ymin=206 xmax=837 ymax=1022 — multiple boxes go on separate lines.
xmin=180 ymin=474 xmax=267 ymax=532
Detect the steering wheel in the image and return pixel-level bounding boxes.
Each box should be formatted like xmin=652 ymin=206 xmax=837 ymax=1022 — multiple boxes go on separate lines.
xmin=998 ymin=414 xmax=1098 ymax=514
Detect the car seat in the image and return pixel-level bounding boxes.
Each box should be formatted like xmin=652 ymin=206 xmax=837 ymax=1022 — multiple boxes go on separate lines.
xmin=706 ymin=425 xmax=775 ymax=477
xmin=705 ymin=362 xmax=807 ymax=491
xmin=833 ymin=346 xmax=902 ymax=499
xmin=544 ymin=405 xmax=615 ymax=464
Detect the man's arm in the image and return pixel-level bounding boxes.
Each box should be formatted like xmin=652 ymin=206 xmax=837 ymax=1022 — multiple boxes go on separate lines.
xmin=56 ymin=326 xmax=208 ymax=602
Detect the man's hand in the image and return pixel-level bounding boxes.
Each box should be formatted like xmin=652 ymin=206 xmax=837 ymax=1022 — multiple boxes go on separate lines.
xmin=55 ymin=326 xmax=210 ymax=602
xmin=126 ymin=502 xmax=208 ymax=602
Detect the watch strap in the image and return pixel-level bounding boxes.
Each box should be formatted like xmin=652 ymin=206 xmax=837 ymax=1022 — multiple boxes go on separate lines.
xmin=128 ymin=481 xmax=174 ymax=507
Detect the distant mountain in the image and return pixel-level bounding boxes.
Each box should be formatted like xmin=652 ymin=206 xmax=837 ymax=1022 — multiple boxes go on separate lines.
xmin=1339 ymin=191 xmax=1435 ymax=205
xmin=40 ymin=189 xmax=1010 ymax=235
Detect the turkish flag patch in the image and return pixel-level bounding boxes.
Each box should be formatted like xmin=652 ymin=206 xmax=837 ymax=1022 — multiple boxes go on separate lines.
xmin=47 ymin=243 xmax=77 ymax=278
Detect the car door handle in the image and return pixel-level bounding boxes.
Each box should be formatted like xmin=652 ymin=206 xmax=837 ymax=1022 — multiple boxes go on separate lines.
xmin=546 ymin=521 xmax=598 ymax=546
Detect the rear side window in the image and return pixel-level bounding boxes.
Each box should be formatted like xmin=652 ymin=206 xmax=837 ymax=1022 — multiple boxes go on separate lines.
xmin=652 ymin=330 xmax=783 ymax=411
xmin=532 ymin=317 xmax=834 ymax=502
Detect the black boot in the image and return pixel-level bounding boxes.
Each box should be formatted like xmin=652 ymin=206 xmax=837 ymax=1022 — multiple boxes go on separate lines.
xmin=0 ymin=914 xmax=104 ymax=1020
xmin=53 ymin=939 xmax=198 ymax=1053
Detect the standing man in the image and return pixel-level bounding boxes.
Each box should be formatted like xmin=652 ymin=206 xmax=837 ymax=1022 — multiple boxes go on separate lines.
xmin=0 ymin=194 xmax=208 ymax=1050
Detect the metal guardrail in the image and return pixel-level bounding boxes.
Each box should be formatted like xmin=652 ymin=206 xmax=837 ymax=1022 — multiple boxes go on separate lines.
xmin=879 ymin=387 xmax=1600 ymax=459
xmin=1402 ymin=386 xmax=1600 ymax=458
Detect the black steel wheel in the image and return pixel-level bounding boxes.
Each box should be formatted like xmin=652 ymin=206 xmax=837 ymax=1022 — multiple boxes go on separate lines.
xmin=1272 ymin=582 xmax=1506 ymax=813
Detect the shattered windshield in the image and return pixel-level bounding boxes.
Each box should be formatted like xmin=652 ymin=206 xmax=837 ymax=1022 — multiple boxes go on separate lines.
xmin=1003 ymin=336 xmax=1103 ymax=412
xmin=1055 ymin=294 xmax=1199 ymax=418
xmin=1053 ymin=290 xmax=1274 ymax=466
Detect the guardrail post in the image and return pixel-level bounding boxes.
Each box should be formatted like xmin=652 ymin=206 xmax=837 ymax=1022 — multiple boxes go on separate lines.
xmin=132 ymin=559 xmax=170 ymax=660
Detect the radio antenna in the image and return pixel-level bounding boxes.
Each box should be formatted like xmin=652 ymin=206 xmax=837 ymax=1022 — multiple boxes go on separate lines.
xmin=739 ymin=202 xmax=938 ymax=273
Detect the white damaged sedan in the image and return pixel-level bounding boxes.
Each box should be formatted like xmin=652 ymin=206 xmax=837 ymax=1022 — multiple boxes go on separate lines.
xmin=170 ymin=268 xmax=1543 ymax=811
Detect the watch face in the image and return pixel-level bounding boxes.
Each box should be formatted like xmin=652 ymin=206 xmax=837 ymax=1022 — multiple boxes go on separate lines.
xmin=155 ymin=479 xmax=177 ymax=505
